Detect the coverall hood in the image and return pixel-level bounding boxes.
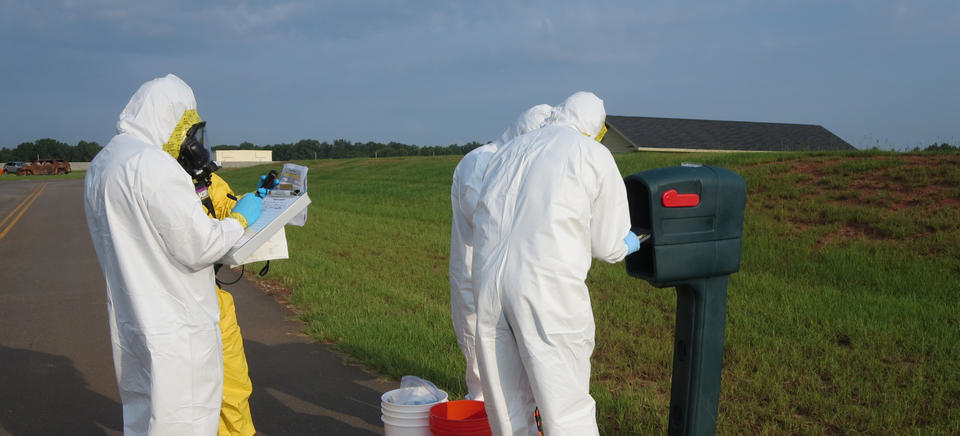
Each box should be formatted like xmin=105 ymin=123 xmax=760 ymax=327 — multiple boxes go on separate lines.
xmin=116 ymin=74 xmax=199 ymax=156
xmin=545 ymin=91 xmax=606 ymax=139
xmin=499 ymin=104 xmax=555 ymax=145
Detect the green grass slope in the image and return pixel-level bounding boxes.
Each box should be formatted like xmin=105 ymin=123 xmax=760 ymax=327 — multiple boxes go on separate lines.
xmin=219 ymin=151 xmax=960 ymax=435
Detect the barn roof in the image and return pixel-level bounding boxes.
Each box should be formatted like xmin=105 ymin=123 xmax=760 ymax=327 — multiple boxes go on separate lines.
xmin=604 ymin=116 xmax=855 ymax=152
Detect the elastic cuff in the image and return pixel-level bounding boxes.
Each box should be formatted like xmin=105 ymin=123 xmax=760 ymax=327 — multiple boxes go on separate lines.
xmin=229 ymin=212 xmax=248 ymax=229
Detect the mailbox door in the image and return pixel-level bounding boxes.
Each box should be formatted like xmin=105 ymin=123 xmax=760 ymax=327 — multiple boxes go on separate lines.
xmin=625 ymin=165 xmax=745 ymax=286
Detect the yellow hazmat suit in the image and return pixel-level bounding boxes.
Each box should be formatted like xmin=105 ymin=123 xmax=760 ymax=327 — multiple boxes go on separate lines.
xmin=205 ymin=173 xmax=257 ymax=436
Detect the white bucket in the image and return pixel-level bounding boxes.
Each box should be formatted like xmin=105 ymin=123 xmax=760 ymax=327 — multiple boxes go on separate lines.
xmin=382 ymin=414 xmax=430 ymax=436
xmin=380 ymin=388 xmax=448 ymax=436
xmin=380 ymin=405 xmax=430 ymax=419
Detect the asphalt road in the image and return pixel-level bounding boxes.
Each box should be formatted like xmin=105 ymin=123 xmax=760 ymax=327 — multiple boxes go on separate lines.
xmin=0 ymin=178 xmax=398 ymax=435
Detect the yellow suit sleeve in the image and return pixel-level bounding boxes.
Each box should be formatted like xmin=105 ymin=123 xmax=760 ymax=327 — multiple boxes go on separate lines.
xmin=208 ymin=173 xmax=239 ymax=220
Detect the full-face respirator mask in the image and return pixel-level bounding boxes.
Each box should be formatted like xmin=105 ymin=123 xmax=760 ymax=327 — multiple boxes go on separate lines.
xmin=174 ymin=121 xmax=222 ymax=218
xmin=177 ymin=121 xmax=220 ymax=188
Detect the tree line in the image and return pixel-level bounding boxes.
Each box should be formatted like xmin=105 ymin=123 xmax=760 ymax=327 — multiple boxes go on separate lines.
xmin=1 ymin=138 xmax=485 ymax=163
xmin=7 ymin=137 xmax=954 ymax=164
xmin=0 ymin=139 xmax=103 ymax=162
xmin=911 ymin=142 xmax=960 ymax=153
xmin=213 ymin=139 xmax=486 ymax=161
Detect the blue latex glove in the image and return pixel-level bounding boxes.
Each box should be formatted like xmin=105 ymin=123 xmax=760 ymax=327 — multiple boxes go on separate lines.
xmin=624 ymin=231 xmax=642 ymax=255
xmin=257 ymin=173 xmax=280 ymax=198
xmin=258 ymin=174 xmax=280 ymax=189
xmin=257 ymin=175 xmax=280 ymax=198
xmin=230 ymin=193 xmax=263 ymax=228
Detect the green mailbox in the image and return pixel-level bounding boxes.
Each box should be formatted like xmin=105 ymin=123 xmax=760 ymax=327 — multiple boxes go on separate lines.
xmin=623 ymin=164 xmax=746 ymax=436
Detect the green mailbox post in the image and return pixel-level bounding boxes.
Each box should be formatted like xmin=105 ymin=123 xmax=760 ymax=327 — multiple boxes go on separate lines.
xmin=623 ymin=164 xmax=746 ymax=436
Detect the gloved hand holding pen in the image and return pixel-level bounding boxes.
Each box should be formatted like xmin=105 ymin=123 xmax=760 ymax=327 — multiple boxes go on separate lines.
xmin=229 ymin=193 xmax=263 ymax=228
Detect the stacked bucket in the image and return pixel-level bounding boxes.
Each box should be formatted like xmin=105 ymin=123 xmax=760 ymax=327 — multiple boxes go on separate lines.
xmin=429 ymin=400 xmax=491 ymax=436
xmin=381 ymin=388 xmax=448 ymax=436
xmin=381 ymin=389 xmax=493 ymax=436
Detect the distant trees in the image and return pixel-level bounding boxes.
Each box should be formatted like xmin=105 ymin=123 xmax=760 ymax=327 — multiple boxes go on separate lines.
xmin=212 ymin=139 xmax=485 ymax=160
xmin=0 ymin=139 xmax=102 ymax=162
xmin=3 ymin=137 xmax=956 ymax=163
xmin=0 ymin=137 xmax=487 ymax=163
xmin=915 ymin=142 xmax=960 ymax=153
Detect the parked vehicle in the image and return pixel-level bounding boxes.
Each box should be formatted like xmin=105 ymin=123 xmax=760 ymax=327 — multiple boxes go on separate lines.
xmin=16 ymin=159 xmax=72 ymax=175
xmin=3 ymin=161 xmax=26 ymax=174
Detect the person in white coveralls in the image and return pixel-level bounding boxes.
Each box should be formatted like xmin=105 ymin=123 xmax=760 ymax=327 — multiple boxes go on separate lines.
xmin=472 ymin=92 xmax=643 ymax=435
xmin=84 ymin=74 xmax=262 ymax=436
xmin=449 ymin=104 xmax=554 ymax=401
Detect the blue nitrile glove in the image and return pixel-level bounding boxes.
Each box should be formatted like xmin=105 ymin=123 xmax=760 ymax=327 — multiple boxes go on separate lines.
xmin=624 ymin=231 xmax=641 ymax=255
xmin=229 ymin=193 xmax=263 ymax=229
xmin=258 ymin=174 xmax=280 ymax=189
xmin=256 ymin=174 xmax=279 ymax=198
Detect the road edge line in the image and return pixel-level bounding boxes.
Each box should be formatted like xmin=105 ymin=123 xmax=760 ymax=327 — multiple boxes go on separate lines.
xmin=0 ymin=182 xmax=48 ymax=241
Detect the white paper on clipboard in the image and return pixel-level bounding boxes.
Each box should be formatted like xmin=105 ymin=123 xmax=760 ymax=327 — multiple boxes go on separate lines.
xmin=219 ymin=192 xmax=311 ymax=266
xmin=278 ymin=163 xmax=308 ymax=226
xmin=230 ymin=228 xmax=288 ymax=268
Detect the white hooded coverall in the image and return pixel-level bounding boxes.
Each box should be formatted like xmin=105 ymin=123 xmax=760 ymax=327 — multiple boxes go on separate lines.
xmin=449 ymin=104 xmax=553 ymax=400
xmin=85 ymin=74 xmax=245 ymax=436
xmin=472 ymin=92 xmax=631 ymax=435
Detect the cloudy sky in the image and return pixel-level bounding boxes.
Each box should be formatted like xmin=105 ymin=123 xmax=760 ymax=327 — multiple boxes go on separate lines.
xmin=1 ymin=1 xmax=958 ymax=150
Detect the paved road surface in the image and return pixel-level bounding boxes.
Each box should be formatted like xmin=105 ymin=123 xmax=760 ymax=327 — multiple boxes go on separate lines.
xmin=0 ymin=178 xmax=398 ymax=435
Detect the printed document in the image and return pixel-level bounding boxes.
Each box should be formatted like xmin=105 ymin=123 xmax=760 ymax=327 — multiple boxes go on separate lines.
xmin=219 ymin=168 xmax=311 ymax=265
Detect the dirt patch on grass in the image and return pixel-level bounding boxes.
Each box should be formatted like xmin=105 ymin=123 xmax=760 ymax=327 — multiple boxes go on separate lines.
xmin=811 ymin=225 xmax=872 ymax=251
xmin=245 ymin=273 xmax=302 ymax=315
xmin=790 ymin=159 xmax=837 ymax=181
xmin=597 ymin=371 xmax=671 ymax=405
xmin=826 ymin=156 xmax=958 ymax=202
xmin=747 ymin=154 xmax=960 ymax=249
xmin=253 ymin=276 xmax=293 ymax=299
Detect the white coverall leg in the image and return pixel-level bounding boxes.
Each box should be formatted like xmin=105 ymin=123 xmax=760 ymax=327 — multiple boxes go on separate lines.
xmin=472 ymin=92 xmax=631 ymax=435
xmin=85 ymin=74 xmax=245 ymax=436
xmin=449 ymin=105 xmax=553 ymax=400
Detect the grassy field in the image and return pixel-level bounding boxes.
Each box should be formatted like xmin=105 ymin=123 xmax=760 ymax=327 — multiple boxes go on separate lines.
xmin=219 ymin=150 xmax=960 ymax=435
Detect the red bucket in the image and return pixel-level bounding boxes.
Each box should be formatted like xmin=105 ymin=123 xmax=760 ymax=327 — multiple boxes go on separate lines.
xmin=429 ymin=400 xmax=491 ymax=435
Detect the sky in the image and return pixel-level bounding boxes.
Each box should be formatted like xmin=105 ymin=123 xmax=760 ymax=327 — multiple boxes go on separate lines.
xmin=1 ymin=1 xmax=958 ymax=151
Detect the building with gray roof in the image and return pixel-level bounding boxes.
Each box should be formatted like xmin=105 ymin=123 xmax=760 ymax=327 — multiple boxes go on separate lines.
xmin=601 ymin=116 xmax=855 ymax=153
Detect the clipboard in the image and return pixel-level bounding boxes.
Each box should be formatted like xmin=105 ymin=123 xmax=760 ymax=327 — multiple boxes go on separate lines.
xmin=219 ymin=192 xmax=311 ymax=265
